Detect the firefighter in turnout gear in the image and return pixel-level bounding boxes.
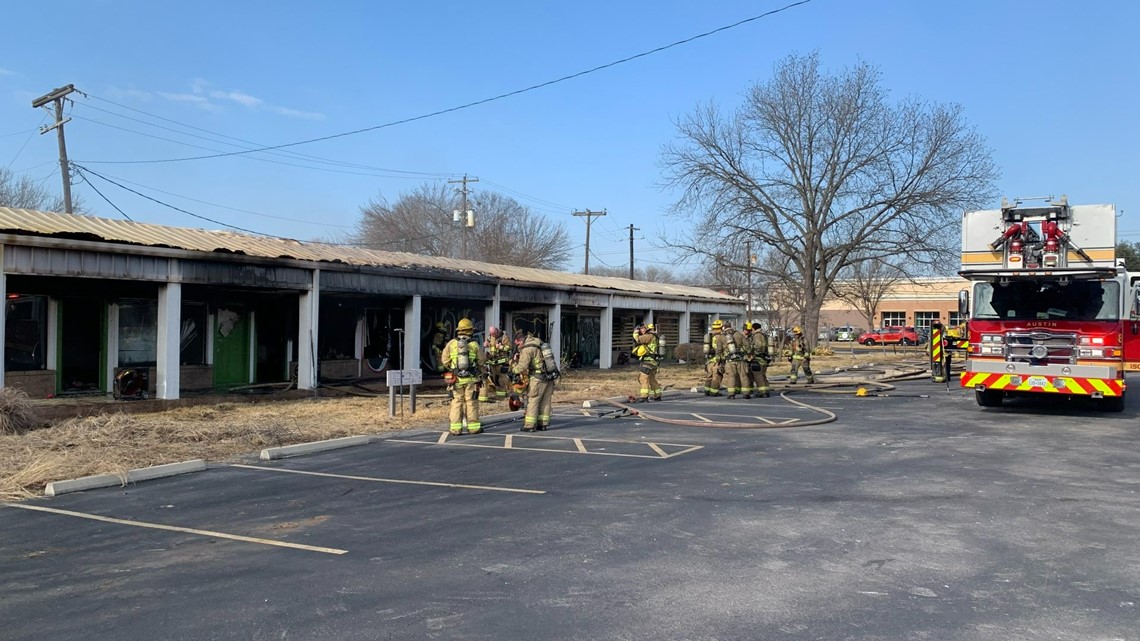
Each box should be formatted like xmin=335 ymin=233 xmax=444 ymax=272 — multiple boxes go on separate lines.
xmin=632 ymin=323 xmax=663 ymax=402
xmin=480 ymin=326 xmax=511 ymax=402
xmin=704 ymin=319 xmax=726 ymax=396
xmin=721 ymin=322 xmax=746 ymax=399
xmin=785 ymin=326 xmax=815 ymax=384
xmin=742 ymin=322 xmax=771 ymax=398
xmin=443 ymin=318 xmax=486 ymax=435
xmin=512 ymin=330 xmax=558 ymax=432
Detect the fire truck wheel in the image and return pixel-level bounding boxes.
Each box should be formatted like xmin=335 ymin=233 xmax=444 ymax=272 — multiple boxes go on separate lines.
xmin=975 ymin=389 xmax=1003 ymax=407
xmin=1099 ymin=394 xmax=1125 ymax=413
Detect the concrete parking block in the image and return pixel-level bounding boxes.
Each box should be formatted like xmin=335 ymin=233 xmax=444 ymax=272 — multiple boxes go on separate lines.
xmin=44 ymin=460 xmax=207 ymax=497
xmin=259 ymin=435 xmax=370 ymax=460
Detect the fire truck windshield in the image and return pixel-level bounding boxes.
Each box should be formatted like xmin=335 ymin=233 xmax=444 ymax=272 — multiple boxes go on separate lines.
xmin=972 ymin=280 xmax=1120 ymax=321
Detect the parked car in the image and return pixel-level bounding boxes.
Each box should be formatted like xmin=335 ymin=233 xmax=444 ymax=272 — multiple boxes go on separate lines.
xmin=857 ymin=326 xmax=921 ymax=346
xmin=834 ymin=325 xmax=862 ymax=342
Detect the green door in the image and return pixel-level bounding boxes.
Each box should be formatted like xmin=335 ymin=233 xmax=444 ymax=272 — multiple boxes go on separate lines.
xmin=213 ymin=308 xmax=250 ymax=390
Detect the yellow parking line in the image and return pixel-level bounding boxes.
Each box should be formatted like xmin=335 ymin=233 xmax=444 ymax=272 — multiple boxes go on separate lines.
xmin=230 ymin=464 xmax=545 ymax=495
xmin=574 ymin=438 xmax=588 ymax=453
xmin=647 ymin=443 xmax=668 ymax=458
xmin=436 ymin=432 xmax=450 ymax=444
xmin=754 ymin=416 xmax=777 ymax=425
xmin=504 ymin=434 xmax=514 ymax=449
xmin=2 ymin=503 xmax=347 ymax=555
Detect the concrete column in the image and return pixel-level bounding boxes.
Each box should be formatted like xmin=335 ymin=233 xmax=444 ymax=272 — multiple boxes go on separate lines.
xmin=156 ymin=282 xmax=182 ymax=399
xmin=46 ymin=299 xmax=58 ymax=376
xmin=549 ymin=302 xmax=562 ymax=366
xmin=485 ymin=284 xmax=501 ymax=333
xmin=297 ymin=269 xmax=319 ymax=390
xmin=599 ymin=297 xmax=614 ymax=369
xmin=404 ymin=295 xmax=422 ymax=371
xmin=680 ymin=308 xmax=691 ymax=345
xmin=248 ymin=311 xmax=257 ymax=385
xmin=0 ymin=248 xmax=5 ymax=388
xmin=106 ymin=303 xmax=119 ymax=394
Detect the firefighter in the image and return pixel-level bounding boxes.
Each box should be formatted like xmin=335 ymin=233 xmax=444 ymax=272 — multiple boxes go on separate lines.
xmin=480 ymin=326 xmax=511 ymax=402
xmin=704 ymin=319 xmax=726 ymax=396
xmin=742 ymin=322 xmax=771 ymax=398
xmin=721 ymin=322 xmax=746 ymax=399
xmin=512 ymin=330 xmax=558 ymax=432
xmin=785 ymin=326 xmax=815 ymax=384
xmin=442 ymin=318 xmax=485 ymax=435
xmin=632 ymin=323 xmax=663 ymax=402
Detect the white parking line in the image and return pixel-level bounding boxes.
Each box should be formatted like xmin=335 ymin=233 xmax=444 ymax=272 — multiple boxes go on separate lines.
xmin=691 ymin=413 xmax=713 ymax=423
xmin=2 ymin=503 xmax=348 ymax=555
xmin=230 ymin=464 xmax=544 ymax=495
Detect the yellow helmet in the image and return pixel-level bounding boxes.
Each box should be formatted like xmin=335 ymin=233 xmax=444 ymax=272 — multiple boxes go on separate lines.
xmin=792 ymin=326 xmax=803 ymax=335
xmin=457 ymin=318 xmax=474 ymax=334
xmin=743 ymin=322 xmax=754 ymax=331
xmin=646 ymin=323 xmax=655 ymax=331
xmin=711 ymin=319 xmax=724 ymax=330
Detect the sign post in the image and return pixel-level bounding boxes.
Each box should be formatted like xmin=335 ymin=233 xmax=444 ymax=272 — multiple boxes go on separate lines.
xmin=386 ymin=369 xmax=423 ymax=417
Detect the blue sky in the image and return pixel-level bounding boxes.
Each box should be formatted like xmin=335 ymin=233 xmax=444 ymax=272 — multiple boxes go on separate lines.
xmin=2 ymin=0 xmax=1137 ymax=273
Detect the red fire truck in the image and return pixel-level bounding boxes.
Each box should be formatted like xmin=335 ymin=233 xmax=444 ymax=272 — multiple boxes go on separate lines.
xmin=957 ymin=196 xmax=1131 ymax=411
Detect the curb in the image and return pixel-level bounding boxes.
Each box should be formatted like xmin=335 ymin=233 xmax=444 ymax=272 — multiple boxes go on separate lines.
xmin=45 ymin=460 xmax=207 ymax=497
xmin=260 ymin=435 xmax=371 ymax=460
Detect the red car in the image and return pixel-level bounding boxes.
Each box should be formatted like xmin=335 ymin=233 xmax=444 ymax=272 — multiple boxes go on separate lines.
xmin=858 ymin=326 xmax=920 ymax=346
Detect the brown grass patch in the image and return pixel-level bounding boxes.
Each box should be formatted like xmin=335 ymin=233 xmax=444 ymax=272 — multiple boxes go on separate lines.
xmin=0 ymin=351 xmax=924 ymax=501
xmin=0 ymin=387 xmax=41 ymax=435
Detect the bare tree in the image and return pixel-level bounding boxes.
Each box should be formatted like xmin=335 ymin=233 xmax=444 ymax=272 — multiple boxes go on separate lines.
xmin=0 ymin=168 xmax=86 ymax=213
xmin=355 ymin=183 xmax=573 ymax=269
xmin=830 ymin=255 xmax=907 ymax=330
xmin=661 ymin=52 xmax=998 ymax=343
xmin=586 ymin=264 xmax=699 ymax=285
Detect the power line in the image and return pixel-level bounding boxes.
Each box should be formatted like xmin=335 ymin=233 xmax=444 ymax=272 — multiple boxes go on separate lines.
xmin=74 ymin=163 xmax=270 ymax=236
xmin=78 ymin=95 xmax=455 ymax=177
xmin=73 ymin=165 xmax=133 ymax=221
xmin=73 ymin=167 xmax=353 ymax=228
xmin=75 ymin=0 xmax=812 ymax=166
xmin=72 ymin=114 xmax=444 ymax=180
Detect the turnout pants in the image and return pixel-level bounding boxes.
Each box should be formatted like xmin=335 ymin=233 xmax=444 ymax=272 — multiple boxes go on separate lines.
xmin=637 ymin=361 xmax=662 ymax=400
xmin=724 ymin=359 xmax=746 ymax=396
xmin=449 ymin=381 xmax=481 ymax=434
xmin=705 ymin=360 xmax=724 ymax=396
xmin=524 ymin=377 xmax=554 ymax=430
xmin=790 ymin=356 xmax=814 ymax=383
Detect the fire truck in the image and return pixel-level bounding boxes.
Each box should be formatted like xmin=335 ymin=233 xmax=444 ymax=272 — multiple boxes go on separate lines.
xmin=956 ymin=196 xmax=1132 ymax=411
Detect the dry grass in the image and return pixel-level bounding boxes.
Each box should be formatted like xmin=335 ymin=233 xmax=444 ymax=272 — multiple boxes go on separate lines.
xmin=0 ymin=350 xmax=923 ymax=501
xmin=0 ymin=387 xmax=40 ymax=435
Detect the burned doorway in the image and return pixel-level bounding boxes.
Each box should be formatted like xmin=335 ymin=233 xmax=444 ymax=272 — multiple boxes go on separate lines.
xmin=255 ymin=296 xmax=297 ymax=384
xmin=58 ymin=297 xmax=106 ymax=393
xmin=213 ymin=306 xmax=250 ymax=390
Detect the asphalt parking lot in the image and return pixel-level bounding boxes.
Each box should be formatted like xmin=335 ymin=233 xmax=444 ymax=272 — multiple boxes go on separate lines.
xmin=3 ymin=379 xmax=1139 ymax=641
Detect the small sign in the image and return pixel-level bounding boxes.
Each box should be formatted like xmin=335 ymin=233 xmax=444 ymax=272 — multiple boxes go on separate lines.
xmin=386 ymin=369 xmax=423 ymax=386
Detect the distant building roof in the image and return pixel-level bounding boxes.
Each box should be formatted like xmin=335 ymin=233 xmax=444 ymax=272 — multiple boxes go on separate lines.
xmin=0 ymin=208 xmax=737 ymax=302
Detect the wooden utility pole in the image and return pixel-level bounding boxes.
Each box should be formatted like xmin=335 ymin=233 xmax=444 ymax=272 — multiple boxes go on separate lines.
xmin=628 ymin=224 xmax=640 ymax=280
xmin=448 ymin=174 xmax=478 ymax=260
xmin=745 ymin=240 xmax=753 ymax=321
xmin=572 ymin=209 xmax=606 ymax=274
xmin=32 ymin=84 xmax=77 ymax=214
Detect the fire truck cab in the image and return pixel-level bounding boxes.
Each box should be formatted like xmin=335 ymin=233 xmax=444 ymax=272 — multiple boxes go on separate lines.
xmin=957 ymin=196 xmax=1130 ymax=411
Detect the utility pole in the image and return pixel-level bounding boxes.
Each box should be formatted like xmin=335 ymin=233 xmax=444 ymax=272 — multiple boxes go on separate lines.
xmin=572 ymin=209 xmax=606 ymax=274
xmin=32 ymin=84 xmax=77 ymax=214
xmin=448 ymin=174 xmax=478 ymax=260
xmin=628 ymin=224 xmax=640 ymax=280
xmin=745 ymin=240 xmax=753 ymax=321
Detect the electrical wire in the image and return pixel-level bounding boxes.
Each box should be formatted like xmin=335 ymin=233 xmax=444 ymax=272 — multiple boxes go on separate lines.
xmin=76 ymin=0 xmax=813 ymax=165
xmin=73 ymin=165 xmax=133 ymax=221
xmin=73 ymin=163 xmax=270 ymax=236
xmin=77 ymin=96 xmax=455 ymax=177
xmin=71 ymin=167 xmax=354 ymax=228
xmin=71 ymin=114 xmax=443 ymax=179
xmin=4 ymin=114 xmax=48 ymax=170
